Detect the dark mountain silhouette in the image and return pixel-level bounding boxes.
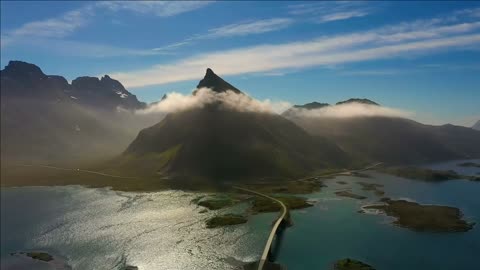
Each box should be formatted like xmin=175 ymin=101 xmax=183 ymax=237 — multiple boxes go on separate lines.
xmin=282 ymin=102 xmax=330 ymax=118
xmin=283 ymin=101 xmax=480 ymax=164
xmin=473 ymin=120 xmax=480 ymax=131
xmin=193 ymin=68 xmax=242 ymax=94
xmin=336 ymin=98 xmax=379 ymax=106
xmin=114 ymin=69 xmax=349 ymax=183
xmin=1 ymin=61 xmax=153 ymax=165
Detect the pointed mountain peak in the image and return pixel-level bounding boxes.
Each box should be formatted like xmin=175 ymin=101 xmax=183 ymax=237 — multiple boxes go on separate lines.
xmin=205 ymin=68 xmax=215 ymax=76
xmin=195 ymin=68 xmax=243 ymax=94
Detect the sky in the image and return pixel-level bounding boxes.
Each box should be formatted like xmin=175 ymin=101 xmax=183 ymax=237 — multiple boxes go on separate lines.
xmin=1 ymin=1 xmax=479 ymax=126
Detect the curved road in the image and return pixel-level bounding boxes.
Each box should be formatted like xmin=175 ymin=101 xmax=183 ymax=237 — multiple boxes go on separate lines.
xmin=234 ymin=187 xmax=287 ymax=270
xmin=234 ymin=163 xmax=383 ymax=270
xmin=16 ymin=164 xmax=137 ymax=179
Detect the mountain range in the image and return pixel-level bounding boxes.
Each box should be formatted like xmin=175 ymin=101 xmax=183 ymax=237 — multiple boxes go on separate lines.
xmin=111 ymin=69 xmax=350 ymax=183
xmin=283 ymin=102 xmax=480 ymax=164
xmin=1 ymin=61 xmax=156 ymax=165
xmin=2 ymin=60 xmax=479 ymax=184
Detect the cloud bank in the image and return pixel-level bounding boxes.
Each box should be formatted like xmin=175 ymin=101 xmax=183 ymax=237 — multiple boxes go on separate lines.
xmin=109 ymin=8 xmax=480 ymax=88
xmin=289 ymin=103 xmax=412 ymax=119
xmin=137 ymin=88 xmax=410 ymax=120
xmin=137 ymin=88 xmax=291 ymax=115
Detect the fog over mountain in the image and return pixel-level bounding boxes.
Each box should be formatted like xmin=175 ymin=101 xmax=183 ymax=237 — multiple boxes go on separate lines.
xmin=473 ymin=120 xmax=480 ymax=131
xmin=2 ymin=60 xmax=479 ymax=174
xmin=284 ymin=101 xmax=480 ymax=164
xmin=109 ymin=69 xmax=350 ymax=184
xmin=0 ymin=61 xmax=159 ymax=165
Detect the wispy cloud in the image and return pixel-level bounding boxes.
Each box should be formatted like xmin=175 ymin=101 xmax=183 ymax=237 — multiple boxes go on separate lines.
xmin=152 ymin=18 xmax=294 ymax=52
xmin=288 ymin=1 xmax=374 ymax=23
xmin=108 ymin=10 xmax=480 ymax=88
xmin=203 ymin=18 xmax=294 ymax=38
xmin=1 ymin=1 xmax=213 ymax=48
xmin=1 ymin=5 xmax=94 ymax=46
xmin=97 ymin=1 xmax=213 ymax=17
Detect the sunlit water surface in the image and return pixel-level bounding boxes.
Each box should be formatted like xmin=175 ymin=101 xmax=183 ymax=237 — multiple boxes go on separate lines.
xmin=2 ymin=159 xmax=480 ymax=270
xmin=1 ymin=187 xmax=272 ymax=269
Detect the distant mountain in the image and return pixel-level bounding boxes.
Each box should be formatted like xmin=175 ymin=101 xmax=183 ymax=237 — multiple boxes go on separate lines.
xmin=336 ymin=98 xmax=379 ymax=106
xmin=1 ymin=61 xmax=145 ymax=110
xmin=113 ymin=69 xmax=349 ymax=183
xmin=473 ymin=120 xmax=480 ymax=131
xmin=283 ymin=101 xmax=480 ymax=164
xmin=282 ymin=102 xmax=330 ymax=118
xmin=1 ymin=61 xmax=153 ymax=165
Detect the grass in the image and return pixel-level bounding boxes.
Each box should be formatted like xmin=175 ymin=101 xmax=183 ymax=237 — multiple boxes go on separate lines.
xmin=242 ymin=179 xmax=325 ymax=194
xmin=26 ymin=252 xmax=53 ymax=262
xmin=357 ymin=182 xmax=385 ymax=196
xmin=197 ymin=194 xmax=240 ymax=210
xmin=206 ymin=214 xmax=247 ymax=228
xmin=250 ymin=196 xmax=312 ymax=213
xmin=335 ymin=191 xmax=366 ymax=200
xmin=457 ymin=162 xmax=480 ymax=168
xmin=364 ymin=199 xmax=475 ymax=232
xmin=379 ymin=167 xmax=462 ymax=182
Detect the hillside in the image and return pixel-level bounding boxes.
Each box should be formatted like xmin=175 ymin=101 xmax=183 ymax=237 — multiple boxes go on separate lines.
xmin=283 ymin=101 xmax=480 ymax=164
xmin=112 ymin=69 xmax=350 ymax=183
xmin=1 ymin=61 xmax=155 ymax=165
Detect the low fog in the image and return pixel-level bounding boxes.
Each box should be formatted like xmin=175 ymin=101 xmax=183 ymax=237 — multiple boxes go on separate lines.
xmin=137 ymin=88 xmax=292 ymax=114
xmin=138 ymin=87 xmax=411 ymax=119
xmin=288 ymin=102 xmax=411 ymax=119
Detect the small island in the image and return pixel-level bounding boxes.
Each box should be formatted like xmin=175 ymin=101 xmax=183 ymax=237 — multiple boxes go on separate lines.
xmin=196 ymin=195 xmax=239 ymax=210
xmin=251 ymin=196 xmax=313 ymax=213
xmin=364 ymin=199 xmax=475 ymax=232
xmin=335 ymin=191 xmax=367 ymax=200
xmin=334 ymin=258 xmax=375 ymax=270
xmin=11 ymin=251 xmax=54 ymax=262
xmin=457 ymin=162 xmax=480 ymax=168
xmin=380 ymin=167 xmax=463 ymax=181
xmin=206 ymin=214 xmax=248 ymax=228
xmin=357 ymin=182 xmax=385 ymax=196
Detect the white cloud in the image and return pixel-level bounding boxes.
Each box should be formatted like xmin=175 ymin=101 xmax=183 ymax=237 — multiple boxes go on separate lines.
xmin=108 ymin=15 xmax=480 ymax=88
xmin=152 ymin=18 xmax=294 ymax=52
xmin=288 ymin=1 xmax=374 ymax=23
xmin=290 ymin=103 xmax=412 ymax=119
xmin=1 ymin=6 xmax=94 ymax=45
xmin=13 ymin=39 xmax=171 ymax=58
xmin=317 ymin=10 xmax=369 ymax=23
xmin=137 ymin=88 xmax=291 ymax=115
xmin=203 ymin=18 xmax=294 ymax=38
xmin=1 ymin=1 xmax=213 ymax=49
xmin=98 ymin=1 xmax=213 ymax=17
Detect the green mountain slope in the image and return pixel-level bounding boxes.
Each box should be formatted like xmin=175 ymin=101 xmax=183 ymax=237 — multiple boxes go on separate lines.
xmin=114 ymin=69 xmax=350 ymax=183
xmin=284 ymin=102 xmax=480 ymax=164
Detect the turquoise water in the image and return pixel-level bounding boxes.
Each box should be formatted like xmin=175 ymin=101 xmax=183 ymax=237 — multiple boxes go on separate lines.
xmin=1 ymin=160 xmax=479 ymax=269
xmin=277 ymin=160 xmax=480 ymax=270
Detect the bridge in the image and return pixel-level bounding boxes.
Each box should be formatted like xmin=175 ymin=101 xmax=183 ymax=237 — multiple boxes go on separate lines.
xmin=234 ymin=187 xmax=290 ymax=270
xmin=234 ymin=163 xmax=383 ymax=270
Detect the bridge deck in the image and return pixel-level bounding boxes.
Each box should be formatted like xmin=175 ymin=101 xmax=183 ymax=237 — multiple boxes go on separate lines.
xmin=234 ymin=187 xmax=287 ymax=270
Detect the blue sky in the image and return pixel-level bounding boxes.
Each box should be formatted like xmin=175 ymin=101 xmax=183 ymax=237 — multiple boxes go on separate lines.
xmin=1 ymin=1 xmax=479 ymax=126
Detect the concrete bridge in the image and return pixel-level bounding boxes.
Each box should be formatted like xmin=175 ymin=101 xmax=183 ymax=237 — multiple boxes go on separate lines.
xmin=234 ymin=187 xmax=290 ymax=270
